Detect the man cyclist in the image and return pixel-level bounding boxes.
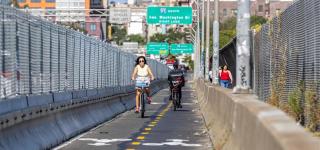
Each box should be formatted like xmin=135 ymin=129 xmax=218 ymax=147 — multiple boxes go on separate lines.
xmin=168 ymin=61 xmax=185 ymax=108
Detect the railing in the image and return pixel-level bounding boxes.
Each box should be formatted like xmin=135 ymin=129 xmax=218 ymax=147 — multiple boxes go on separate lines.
xmin=0 ymin=5 xmax=169 ymax=99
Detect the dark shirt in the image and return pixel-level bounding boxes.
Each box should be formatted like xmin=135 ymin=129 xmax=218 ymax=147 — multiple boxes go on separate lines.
xmin=168 ymin=69 xmax=185 ymax=87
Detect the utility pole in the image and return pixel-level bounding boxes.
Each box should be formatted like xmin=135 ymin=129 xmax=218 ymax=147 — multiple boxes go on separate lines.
xmin=205 ymin=0 xmax=210 ymax=80
xmin=194 ymin=0 xmax=201 ymax=80
xmin=197 ymin=3 xmax=201 ymax=79
xmin=201 ymin=0 xmax=205 ymax=78
xmin=234 ymin=0 xmax=251 ymax=93
xmin=212 ymin=0 xmax=219 ymax=85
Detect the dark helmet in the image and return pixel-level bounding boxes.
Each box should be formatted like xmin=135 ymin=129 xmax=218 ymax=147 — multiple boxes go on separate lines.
xmin=173 ymin=61 xmax=179 ymax=69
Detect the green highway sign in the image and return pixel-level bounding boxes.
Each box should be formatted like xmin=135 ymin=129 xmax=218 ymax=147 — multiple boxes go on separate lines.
xmin=170 ymin=44 xmax=194 ymax=54
xmin=146 ymin=43 xmax=169 ymax=55
xmin=147 ymin=6 xmax=193 ymax=25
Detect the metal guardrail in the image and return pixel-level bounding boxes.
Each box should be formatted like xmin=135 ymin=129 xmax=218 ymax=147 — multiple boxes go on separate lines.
xmin=0 ymin=5 xmax=169 ymax=99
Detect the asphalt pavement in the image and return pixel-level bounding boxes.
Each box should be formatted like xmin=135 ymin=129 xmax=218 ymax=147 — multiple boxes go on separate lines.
xmin=54 ymin=81 xmax=213 ymax=150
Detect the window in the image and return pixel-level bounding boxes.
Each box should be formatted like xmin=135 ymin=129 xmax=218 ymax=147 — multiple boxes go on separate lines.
xmin=31 ymin=0 xmax=41 ymax=2
xmin=258 ymin=5 xmax=263 ymax=12
xmin=223 ymin=9 xmax=227 ymax=16
xmin=276 ymin=9 xmax=281 ymax=16
xmin=90 ymin=23 xmax=96 ymax=31
xmin=46 ymin=0 xmax=55 ymax=2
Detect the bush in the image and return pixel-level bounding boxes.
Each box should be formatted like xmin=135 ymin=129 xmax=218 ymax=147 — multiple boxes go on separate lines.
xmin=288 ymin=82 xmax=303 ymax=123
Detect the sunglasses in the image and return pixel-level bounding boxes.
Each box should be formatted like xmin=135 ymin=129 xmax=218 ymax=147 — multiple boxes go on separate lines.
xmin=139 ymin=60 xmax=145 ymax=63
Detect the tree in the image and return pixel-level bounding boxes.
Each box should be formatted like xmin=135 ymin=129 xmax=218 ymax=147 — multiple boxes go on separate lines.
xmin=217 ymin=16 xmax=267 ymax=48
xmin=149 ymin=27 xmax=187 ymax=43
xmin=59 ymin=22 xmax=87 ymax=34
xmin=150 ymin=33 xmax=167 ymax=42
xmin=183 ymin=55 xmax=194 ymax=70
xmin=126 ymin=34 xmax=145 ymax=45
xmin=10 ymin=0 xmax=20 ymax=8
xmin=112 ymin=26 xmax=127 ymax=45
xmin=250 ymin=16 xmax=267 ymax=27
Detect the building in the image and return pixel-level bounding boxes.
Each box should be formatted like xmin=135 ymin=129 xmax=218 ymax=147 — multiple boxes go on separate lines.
xmin=203 ymin=0 xmax=293 ymax=22
xmin=55 ymin=0 xmax=88 ymax=22
xmin=17 ymin=0 xmax=56 ymax=9
xmin=17 ymin=0 xmax=106 ymax=39
xmin=17 ymin=0 xmax=56 ymax=19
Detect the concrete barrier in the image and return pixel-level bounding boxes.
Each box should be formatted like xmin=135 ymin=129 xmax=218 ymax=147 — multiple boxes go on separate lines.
xmin=27 ymin=94 xmax=54 ymax=107
xmin=0 ymin=96 xmax=28 ymax=115
xmin=0 ymin=80 xmax=168 ymax=150
xmin=195 ymin=79 xmax=320 ymax=150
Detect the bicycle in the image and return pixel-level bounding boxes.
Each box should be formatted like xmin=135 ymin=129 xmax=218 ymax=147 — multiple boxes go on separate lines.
xmin=135 ymin=80 xmax=150 ymax=118
xmin=171 ymin=80 xmax=181 ymax=111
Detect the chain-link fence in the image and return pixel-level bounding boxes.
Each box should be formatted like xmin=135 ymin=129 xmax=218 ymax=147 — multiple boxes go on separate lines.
xmin=253 ymin=0 xmax=320 ymax=128
xmin=254 ymin=0 xmax=319 ymax=101
xmin=0 ymin=5 xmax=169 ymax=99
xmin=0 ymin=0 xmax=10 ymax=6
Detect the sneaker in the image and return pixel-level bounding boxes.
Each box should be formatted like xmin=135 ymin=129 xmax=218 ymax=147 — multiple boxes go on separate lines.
xmin=147 ymin=97 xmax=152 ymax=104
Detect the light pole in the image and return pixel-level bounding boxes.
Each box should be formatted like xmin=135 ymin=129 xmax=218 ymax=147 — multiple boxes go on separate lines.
xmin=205 ymin=0 xmax=210 ymax=81
xmin=212 ymin=0 xmax=219 ymax=85
xmin=234 ymin=0 xmax=251 ymax=93
xmin=201 ymin=0 xmax=205 ymax=78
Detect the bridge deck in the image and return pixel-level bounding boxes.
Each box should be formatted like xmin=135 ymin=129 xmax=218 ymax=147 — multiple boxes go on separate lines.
xmin=54 ymin=83 xmax=213 ymax=150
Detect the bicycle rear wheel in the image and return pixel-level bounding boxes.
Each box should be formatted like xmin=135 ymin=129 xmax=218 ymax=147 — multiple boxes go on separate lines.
xmin=173 ymin=92 xmax=178 ymax=111
xmin=140 ymin=93 xmax=145 ymax=118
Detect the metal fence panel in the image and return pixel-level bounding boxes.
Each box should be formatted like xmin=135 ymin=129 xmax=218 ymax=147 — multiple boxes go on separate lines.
xmin=66 ymin=30 xmax=74 ymax=90
xmin=58 ymin=26 xmax=67 ymax=91
xmin=0 ymin=6 xmax=169 ymax=100
xmin=16 ymin=11 xmax=29 ymax=96
xmin=30 ymin=16 xmax=42 ymax=94
xmin=2 ymin=7 xmax=17 ymax=98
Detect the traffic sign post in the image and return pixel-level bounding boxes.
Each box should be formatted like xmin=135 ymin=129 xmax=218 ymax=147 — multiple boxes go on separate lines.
xmin=170 ymin=44 xmax=194 ymax=54
xmin=146 ymin=43 xmax=169 ymax=55
xmin=147 ymin=6 xmax=193 ymax=25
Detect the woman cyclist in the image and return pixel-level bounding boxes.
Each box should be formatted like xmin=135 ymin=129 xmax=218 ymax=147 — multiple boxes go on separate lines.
xmin=131 ymin=56 xmax=155 ymax=113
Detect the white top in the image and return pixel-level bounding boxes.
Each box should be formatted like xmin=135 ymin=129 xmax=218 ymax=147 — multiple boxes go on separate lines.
xmin=136 ymin=65 xmax=149 ymax=77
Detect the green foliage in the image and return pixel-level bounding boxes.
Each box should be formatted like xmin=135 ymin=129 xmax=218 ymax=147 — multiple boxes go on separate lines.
xmin=288 ymin=81 xmax=304 ymax=122
xmin=149 ymin=28 xmax=187 ymax=44
xmin=112 ymin=26 xmax=127 ymax=45
xmin=10 ymin=0 xmax=19 ymax=8
xmin=220 ymin=17 xmax=237 ymax=31
xmin=59 ymin=22 xmax=87 ymax=34
xmin=250 ymin=16 xmax=267 ymax=27
xmin=217 ymin=16 xmax=267 ymax=48
xmin=182 ymin=55 xmax=194 ymax=70
xmin=305 ymin=88 xmax=319 ymax=132
xmin=150 ymin=33 xmax=167 ymax=42
xmin=126 ymin=34 xmax=145 ymax=45
xmin=219 ymin=30 xmax=236 ymax=49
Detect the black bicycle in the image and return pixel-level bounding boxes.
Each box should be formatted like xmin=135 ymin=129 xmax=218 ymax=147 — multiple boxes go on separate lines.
xmin=136 ymin=81 xmax=149 ymax=118
xmin=171 ymin=80 xmax=181 ymax=111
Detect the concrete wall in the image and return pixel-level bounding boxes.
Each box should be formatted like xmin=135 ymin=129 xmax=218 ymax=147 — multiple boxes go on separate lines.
xmin=195 ymin=79 xmax=320 ymax=150
xmin=0 ymin=80 xmax=168 ymax=150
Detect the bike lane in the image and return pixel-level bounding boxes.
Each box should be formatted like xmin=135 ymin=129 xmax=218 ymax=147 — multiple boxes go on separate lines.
xmin=54 ymin=83 xmax=213 ymax=150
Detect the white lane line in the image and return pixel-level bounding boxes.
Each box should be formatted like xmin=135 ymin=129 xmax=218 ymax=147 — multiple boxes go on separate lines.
xmin=52 ymin=111 xmax=130 ymax=150
xmin=142 ymin=139 xmax=202 ymax=147
xmin=78 ymin=138 xmax=132 ymax=146
xmin=150 ymin=102 xmax=167 ymax=105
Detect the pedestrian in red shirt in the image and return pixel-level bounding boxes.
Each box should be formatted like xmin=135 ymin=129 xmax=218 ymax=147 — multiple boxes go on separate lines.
xmin=219 ymin=65 xmax=233 ymax=88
